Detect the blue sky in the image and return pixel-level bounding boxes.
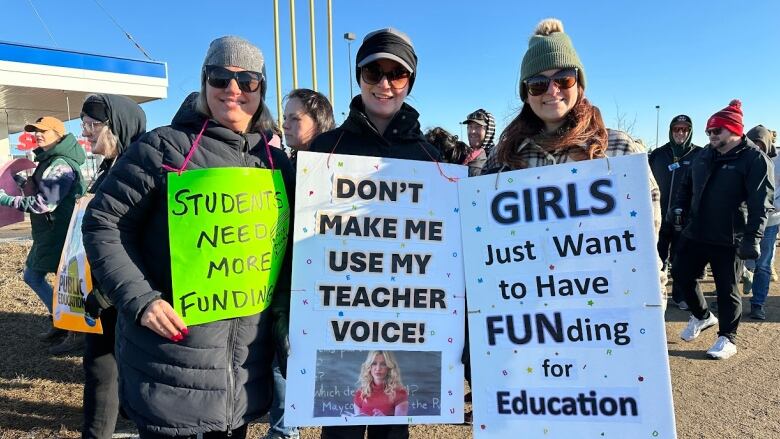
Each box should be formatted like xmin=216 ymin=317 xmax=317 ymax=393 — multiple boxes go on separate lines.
xmin=3 ymin=0 xmax=780 ymax=149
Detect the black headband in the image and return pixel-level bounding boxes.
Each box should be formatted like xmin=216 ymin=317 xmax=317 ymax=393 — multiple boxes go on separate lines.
xmin=82 ymin=98 xmax=109 ymax=123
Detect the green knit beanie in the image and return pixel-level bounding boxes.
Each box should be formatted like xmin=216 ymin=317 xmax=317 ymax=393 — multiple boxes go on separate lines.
xmin=520 ymin=18 xmax=585 ymax=101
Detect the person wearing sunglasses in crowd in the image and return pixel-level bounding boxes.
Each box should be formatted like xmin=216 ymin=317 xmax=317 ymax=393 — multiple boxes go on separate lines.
xmin=649 ymin=115 xmax=703 ymax=311
xmin=0 ymin=116 xmax=86 ymax=351
xmin=308 ymin=27 xmax=439 ymax=439
xmin=82 ymin=36 xmax=294 ymax=438
xmin=486 ymin=18 xmax=666 ymax=298
xmin=670 ymin=100 xmax=773 ymax=360
xmin=79 ymin=93 xmax=147 ymax=439
xmin=460 ymin=109 xmax=496 ymax=176
xmin=282 ymin=88 xmax=335 ymax=169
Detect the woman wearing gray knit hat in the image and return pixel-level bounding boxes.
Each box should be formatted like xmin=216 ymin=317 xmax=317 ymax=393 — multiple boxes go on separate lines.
xmin=487 ymin=18 xmax=667 ymax=295
xmin=82 ymin=36 xmax=294 ymax=438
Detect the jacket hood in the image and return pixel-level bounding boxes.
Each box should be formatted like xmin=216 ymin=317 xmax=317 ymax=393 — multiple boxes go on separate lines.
xmin=34 ymin=133 xmax=86 ymax=165
xmin=668 ymin=114 xmax=693 ymax=148
xmin=102 ymin=94 xmax=146 ymax=155
xmin=172 ymin=92 xmax=201 ymax=127
xmin=746 ymin=124 xmax=776 ymax=157
xmin=481 ymin=111 xmax=496 ymax=150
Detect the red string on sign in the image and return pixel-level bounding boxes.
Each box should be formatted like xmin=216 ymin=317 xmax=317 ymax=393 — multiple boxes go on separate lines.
xmin=162 ymin=119 xmax=209 ymax=175
xmin=260 ymin=130 xmax=276 ymax=171
xmin=416 ymin=141 xmax=459 ymax=183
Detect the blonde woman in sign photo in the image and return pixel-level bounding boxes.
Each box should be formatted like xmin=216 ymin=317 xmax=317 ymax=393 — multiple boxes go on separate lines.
xmin=353 ymin=350 xmax=409 ymax=417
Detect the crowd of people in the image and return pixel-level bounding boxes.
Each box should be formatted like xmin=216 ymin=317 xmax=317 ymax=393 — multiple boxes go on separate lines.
xmin=2 ymin=16 xmax=776 ymax=439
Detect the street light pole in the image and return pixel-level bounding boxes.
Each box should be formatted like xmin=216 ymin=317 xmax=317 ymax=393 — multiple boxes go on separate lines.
xmin=344 ymin=32 xmax=356 ymax=101
xmin=655 ymin=105 xmax=660 ymax=149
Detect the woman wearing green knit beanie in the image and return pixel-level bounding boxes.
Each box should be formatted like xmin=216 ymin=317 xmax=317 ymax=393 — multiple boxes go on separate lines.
xmin=487 ymin=17 xmax=668 ymax=303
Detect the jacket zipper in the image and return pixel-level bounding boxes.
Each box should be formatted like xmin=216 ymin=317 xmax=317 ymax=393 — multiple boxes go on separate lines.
xmin=667 ymin=166 xmax=676 ymax=213
xmin=226 ymin=319 xmax=237 ymax=435
xmin=240 ymin=135 xmax=249 ymax=166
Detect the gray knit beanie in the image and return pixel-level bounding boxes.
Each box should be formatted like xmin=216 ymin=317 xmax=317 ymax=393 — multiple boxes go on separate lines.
xmin=202 ymin=36 xmax=266 ymax=99
xmin=520 ymin=18 xmax=585 ymax=101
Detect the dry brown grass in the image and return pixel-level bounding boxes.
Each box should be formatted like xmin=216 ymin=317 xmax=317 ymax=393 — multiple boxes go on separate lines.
xmin=0 ymin=239 xmax=778 ymax=438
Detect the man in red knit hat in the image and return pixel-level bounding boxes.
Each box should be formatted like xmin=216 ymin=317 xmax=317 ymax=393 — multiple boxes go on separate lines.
xmin=668 ymin=99 xmax=774 ymax=359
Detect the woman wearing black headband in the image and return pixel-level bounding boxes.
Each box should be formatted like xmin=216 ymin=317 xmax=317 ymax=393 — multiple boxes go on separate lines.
xmin=79 ymin=93 xmax=146 ymax=439
xmin=308 ymin=27 xmax=439 ymax=439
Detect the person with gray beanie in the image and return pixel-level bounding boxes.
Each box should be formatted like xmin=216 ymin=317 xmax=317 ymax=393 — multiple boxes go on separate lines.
xmin=82 ymin=36 xmax=294 ymax=438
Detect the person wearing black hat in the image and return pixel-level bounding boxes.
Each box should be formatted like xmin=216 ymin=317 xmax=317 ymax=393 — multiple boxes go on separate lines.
xmin=82 ymin=36 xmax=294 ymax=438
xmin=309 ymin=28 xmax=437 ymax=162
xmin=309 ymin=27 xmax=438 ymax=439
xmin=461 ymin=109 xmax=495 ymax=176
xmin=671 ymin=100 xmax=773 ymax=359
xmin=78 ymin=93 xmax=146 ymax=439
xmin=648 ymin=114 xmax=703 ymax=310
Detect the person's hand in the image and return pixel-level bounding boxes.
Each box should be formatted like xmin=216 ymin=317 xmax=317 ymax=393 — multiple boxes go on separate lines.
xmin=12 ymin=174 xmax=26 ymax=188
xmin=665 ymin=208 xmax=685 ymax=231
xmin=84 ymin=293 xmax=104 ymax=320
xmin=140 ymin=299 xmax=188 ymax=342
xmin=372 ymin=409 xmax=384 ymax=416
xmin=0 ymin=189 xmax=14 ymax=207
xmin=737 ymin=240 xmax=760 ymax=260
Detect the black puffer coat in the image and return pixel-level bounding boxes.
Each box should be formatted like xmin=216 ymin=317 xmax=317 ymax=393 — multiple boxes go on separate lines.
xmin=673 ymin=137 xmax=773 ymax=247
xmin=81 ymin=99 xmax=294 ymax=436
xmin=309 ymin=96 xmax=440 ymax=161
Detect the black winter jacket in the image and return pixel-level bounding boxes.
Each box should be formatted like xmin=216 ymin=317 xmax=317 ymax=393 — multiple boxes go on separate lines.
xmin=81 ymin=101 xmax=294 ymax=436
xmin=648 ymin=143 xmax=702 ymax=221
xmin=309 ymin=96 xmax=440 ymax=161
xmin=673 ymin=137 xmax=773 ymax=247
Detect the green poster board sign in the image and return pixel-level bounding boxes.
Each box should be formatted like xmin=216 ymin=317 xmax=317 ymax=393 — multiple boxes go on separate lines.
xmin=167 ymin=167 xmax=289 ymax=326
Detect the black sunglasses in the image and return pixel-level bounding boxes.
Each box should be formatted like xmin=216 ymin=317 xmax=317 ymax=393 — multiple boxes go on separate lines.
xmin=524 ymin=68 xmax=578 ymax=97
xmin=706 ymin=127 xmax=724 ymax=136
xmin=204 ymin=65 xmax=263 ymax=93
xmin=360 ymin=63 xmax=411 ymax=89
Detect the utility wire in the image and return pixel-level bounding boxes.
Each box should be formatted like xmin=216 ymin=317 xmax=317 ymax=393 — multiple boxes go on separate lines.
xmin=25 ymin=0 xmax=59 ymax=47
xmin=92 ymin=0 xmax=154 ymax=61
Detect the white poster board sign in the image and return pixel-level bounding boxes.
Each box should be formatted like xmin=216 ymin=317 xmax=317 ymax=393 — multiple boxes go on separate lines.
xmin=287 ymin=151 xmax=468 ymax=426
xmin=458 ymin=154 xmax=676 ymax=438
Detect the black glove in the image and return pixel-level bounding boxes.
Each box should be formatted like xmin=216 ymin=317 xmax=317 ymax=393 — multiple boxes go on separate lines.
xmin=272 ymin=312 xmax=290 ymax=379
xmin=664 ymin=208 xmax=685 ymax=232
xmin=84 ymin=287 xmax=113 ymax=321
xmin=737 ymin=240 xmax=760 ymax=260
xmin=12 ymin=173 xmax=27 ymax=189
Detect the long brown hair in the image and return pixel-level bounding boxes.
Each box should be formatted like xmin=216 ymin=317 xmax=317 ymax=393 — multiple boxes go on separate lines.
xmin=496 ymin=84 xmax=608 ymax=169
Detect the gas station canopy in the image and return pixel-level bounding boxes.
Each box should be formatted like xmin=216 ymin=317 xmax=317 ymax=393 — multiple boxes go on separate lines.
xmin=0 ymin=40 xmax=168 ymax=134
